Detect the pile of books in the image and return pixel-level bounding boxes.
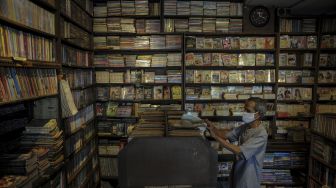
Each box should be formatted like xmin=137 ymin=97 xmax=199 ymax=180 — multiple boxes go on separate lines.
xmin=278 ymin=70 xmax=314 ymax=84
xmin=279 ymin=53 xmax=313 ymax=67
xmin=185 ymin=102 xmax=275 ymax=117
xmin=163 ymin=1 xmax=242 ymax=16
xmin=317 ymin=104 xmax=336 ymax=113
xmin=313 ymin=114 xmax=336 ymax=140
xmin=280 ymin=18 xmax=316 ymax=33
xmin=261 ymin=169 xmax=293 ymax=184
xmin=321 ymin=35 xmax=336 ymax=48
xmin=311 ymin=135 xmax=336 ymax=165
xmin=95 ymin=70 xmax=182 ymax=84
xmin=186 ymin=70 xmax=275 ymax=84
xmin=264 ymin=152 xmax=305 ymax=168
xmin=62 ymin=21 xmax=90 ymax=49
xmin=96 ymin=85 xmax=182 ymax=101
xmin=63 ymin=69 xmax=93 ymax=89
xmin=97 ymin=120 xmax=135 ymax=137
xmin=129 ymin=111 xmax=166 ymax=137
xmin=65 ymin=104 xmax=94 ymax=134
xmin=0 ymin=150 xmax=38 ymax=187
xmin=0 ymin=68 xmax=58 ymax=104
xmin=164 ymin=18 xmax=243 ymax=33
xmin=62 ymin=45 xmax=90 ymax=67
xmin=280 ymin=35 xmax=317 ymax=49
xmin=167 ymin=111 xmax=203 ymax=137
xmin=94 ymin=35 xmax=181 ymax=50
xmin=107 ymin=1 xmax=121 ymax=16
xmin=322 ymin=18 xmax=336 ymax=33
xmin=277 ymin=87 xmax=312 ymax=100
xmin=185 ymin=53 xmax=275 ymax=66
xmin=277 ymin=104 xmax=311 ymax=117
xmin=320 ymin=53 xmax=336 ymax=67
xmin=186 ymin=36 xmax=275 ymax=50
xmin=317 ymin=87 xmax=336 ymax=100
xmin=94 ymin=18 xmax=161 ymax=33
xmin=100 ymin=158 xmax=118 ymax=177
xmin=0 ymin=25 xmax=55 ymax=61
xmin=186 ymin=86 xmax=275 ymax=100
xmin=21 ymin=119 xmax=64 ymax=168
xmin=96 ymin=102 xmax=134 ymax=118
xmin=0 ymin=0 xmax=55 ymax=34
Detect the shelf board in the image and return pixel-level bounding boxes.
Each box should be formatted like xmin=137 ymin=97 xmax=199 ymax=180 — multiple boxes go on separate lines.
xmin=319 ymin=66 xmax=336 ymax=70
xmin=279 ymin=66 xmax=315 ymax=70
xmin=94 ymin=32 xmax=182 ymax=36
xmin=101 ymin=176 xmax=118 ymax=180
xmin=163 ymin=15 xmax=243 ymax=19
xmin=186 ymin=66 xmax=275 ymax=70
xmin=0 ymin=16 xmax=56 ymax=38
xmin=261 ymin=181 xmax=305 ymax=186
xmin=61 ymin=39 xmax=92 ymax=51
xmin=94 ymin=49 xmax=181 ymax=54
xmin=267 ymin=140 xmax=308 ymax=145
xmin=0 ymin=94 xmax=58 ymax=107
xmin=94 ymin=66 xmax=181 ymax=70
xmin=309 ymin=175 xmax=324 ymax=186
xmin=319 ymin=48 xmax=336 ymax=51
xmin=186 ymin=83 xmax=276 ymax=86
xmin=321 ymin=32 xmax=336 ymax=35
xmin=98 ymin=135 xmax=128 ymax=139
xmin=263 ymin=166 xmax=305 ymax=170
xmin=61 ymin=12 xmax=92 ymax=33
xmin=70 ymin=85 xmax=94 ymax=91
xmin=277 ymin=100 xmax=313 ymax=104
xmin=0 ymin=57 xmax=60 ymax=69
xmin=185 ymin=49 xmax=275 ymax=53
xmin=277 ymin=83 xmax=314 ymax=87
xmin=279 ymin=32 xmax=317 ymax=35
xmin=72 ymin=0 xmax=93 ymax=17
xmin=62 ymin=64 xmax=93 ymax=69
xmin=96 ymin=99 xmax=182 ymax=104
xmin=186 ymin=99 xmax=275 ymax=103
xmin=311 ymin=155 xmax=336 ymax=171
xmin=317 ymin=83 xmax=336 ymax=86
xmin=276 ymin=116 xmax=313 ymax=120
xmin=98 ymin=154 xmax=118 ymax=158
xmin=311 ymin=131 xmax=336 ymax=143
xmin=279 ymin=48 xmax=317 ymax=51
xmin=30 ymin=0 xmax=57 ymax=12
xmin=96 ymin=116 xmax=139 ymax=121
xmin=185 ymin=32 xmax=276 ymax=36
xmin=96 ymin=83 xmax=182 ymax=86
xmin=201 ymin=116 xmax=274 ymax=121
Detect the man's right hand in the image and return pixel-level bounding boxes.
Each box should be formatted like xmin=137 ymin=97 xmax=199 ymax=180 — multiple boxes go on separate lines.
xmin=204 ymin=119 xmax=219 ymax=138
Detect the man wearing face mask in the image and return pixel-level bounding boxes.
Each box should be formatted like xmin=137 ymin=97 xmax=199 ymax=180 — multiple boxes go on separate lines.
xmin=205 ymin=97 xmax=268 ymax=188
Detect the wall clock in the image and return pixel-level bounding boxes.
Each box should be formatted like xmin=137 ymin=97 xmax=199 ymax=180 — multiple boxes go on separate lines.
xmin=249 ymin=6 xmax=270 ymax=27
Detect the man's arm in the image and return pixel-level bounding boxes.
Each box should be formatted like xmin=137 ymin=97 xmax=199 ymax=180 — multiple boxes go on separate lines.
xmin=212 ymin=133 xmax=241 ymax=155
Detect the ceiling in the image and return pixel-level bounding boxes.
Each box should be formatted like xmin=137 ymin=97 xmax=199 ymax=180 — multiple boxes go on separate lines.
xmin=244 ymin=0 xmax=336 ymax=15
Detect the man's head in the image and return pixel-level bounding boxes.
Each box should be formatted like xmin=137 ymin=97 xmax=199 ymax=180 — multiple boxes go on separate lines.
xmin=243 ymin=97 xmax=267 ymax=124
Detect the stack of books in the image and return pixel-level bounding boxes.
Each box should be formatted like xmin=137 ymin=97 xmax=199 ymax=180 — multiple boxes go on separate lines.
xmin=129 ymin=111 xmax=166 ymax=137
xmin=21 ymin=119 xmax=64 ymax=168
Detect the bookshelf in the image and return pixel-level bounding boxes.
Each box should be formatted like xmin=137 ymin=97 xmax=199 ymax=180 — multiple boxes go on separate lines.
xmin=0 ymin=0 xmax=64 ymax=187
xmin=309 ymin=113 xmax=336 ymax=187
xmin=58 ymin=0 xmax=100 ymax=188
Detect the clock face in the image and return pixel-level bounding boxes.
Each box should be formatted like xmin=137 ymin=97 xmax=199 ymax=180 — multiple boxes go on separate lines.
xmin=249 ymin=6 xmax=270 ymax=27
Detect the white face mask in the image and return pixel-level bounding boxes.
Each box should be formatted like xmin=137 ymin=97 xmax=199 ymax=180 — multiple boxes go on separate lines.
xmin=242 ymin=112 xmax=256 ymax=124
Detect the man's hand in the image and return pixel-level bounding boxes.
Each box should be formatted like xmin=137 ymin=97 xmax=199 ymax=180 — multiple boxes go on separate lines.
xmin=204 ymin=119 xmax=219 ymax=139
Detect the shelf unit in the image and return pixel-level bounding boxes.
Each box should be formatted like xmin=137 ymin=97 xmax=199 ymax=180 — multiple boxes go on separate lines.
xmin=0 ymin=0 xmax=64 ymax=187
xmin=58 ymin=0 xmax=100 ymax=187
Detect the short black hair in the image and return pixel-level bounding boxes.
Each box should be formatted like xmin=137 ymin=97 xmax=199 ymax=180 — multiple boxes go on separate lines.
xmin=247 ymin=97 xmax=267 ymax=118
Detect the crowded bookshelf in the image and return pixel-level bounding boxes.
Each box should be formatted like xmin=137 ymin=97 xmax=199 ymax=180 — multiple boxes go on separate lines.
xmin=0 ymin=0 xmax=336 ymax=188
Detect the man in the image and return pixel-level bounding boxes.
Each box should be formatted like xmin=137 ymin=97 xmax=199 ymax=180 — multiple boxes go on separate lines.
xmin=205 ymin=97 xmax=268 ymax=188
